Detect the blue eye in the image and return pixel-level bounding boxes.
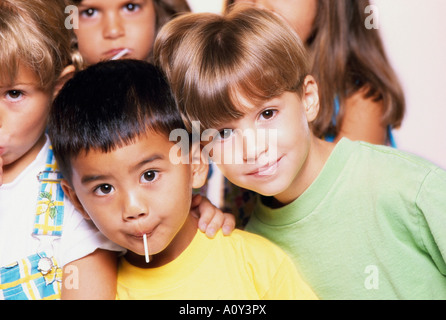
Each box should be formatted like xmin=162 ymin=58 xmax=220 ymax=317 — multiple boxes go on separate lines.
xmin=94 ymin=184 xmax=114 ymax=196
xmin=141 ymin=170 xmax=158 ymax=183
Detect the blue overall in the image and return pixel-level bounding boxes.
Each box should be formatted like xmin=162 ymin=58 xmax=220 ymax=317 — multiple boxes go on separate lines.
xmin=0 ymin=146 xmax=64 ymax=300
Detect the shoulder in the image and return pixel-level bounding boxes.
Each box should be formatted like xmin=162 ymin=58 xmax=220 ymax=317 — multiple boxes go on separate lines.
xmin=355 ymin=140 xmax=440 ymax=173
xmin=217 ymin=230 xmax=318 ymax=299
xmin=217 ymin=229 xmax=293 ymax=267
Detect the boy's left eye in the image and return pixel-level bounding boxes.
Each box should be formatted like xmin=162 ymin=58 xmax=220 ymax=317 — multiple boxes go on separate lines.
xmin=259 ymin=109 xmax=277 ymax=120
xmin=141 ymin=170 xmax=158 ymax=183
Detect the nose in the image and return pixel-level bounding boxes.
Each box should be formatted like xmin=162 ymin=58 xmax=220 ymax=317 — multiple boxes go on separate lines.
xmin=122 ymin=188 xmax=148 ymax=222
xmin=103 ymin=11 xmax=125 ymax=39
xmin=242 ymin=128 xmax=269 ymax=164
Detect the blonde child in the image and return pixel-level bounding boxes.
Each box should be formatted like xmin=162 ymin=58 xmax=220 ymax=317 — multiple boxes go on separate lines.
xmin=69 ymin=0 xmax=190 ymax=66
xmin=225 ymin=0 xmax=405 ymax=146
xmin=48 ymin=59 xmax=316 ymax=300
xmin=154 ymin=6 xmax=446 ymax=299
xmin=0 ymin=0 xmax=121 ymax=300
xmin=0 ymin=0 xmax=227 ymax=300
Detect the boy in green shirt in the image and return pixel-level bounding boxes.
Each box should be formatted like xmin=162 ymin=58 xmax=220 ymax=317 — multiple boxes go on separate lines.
xmin=154 ymin=6 xmax=446 ymax=299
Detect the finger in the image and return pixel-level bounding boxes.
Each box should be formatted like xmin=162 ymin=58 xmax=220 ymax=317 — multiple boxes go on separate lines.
xmin=190 ymin=194 xmax=203 ymax=219
xmin=191 ymin=194 xmax=202 ymax=209
xmin=204 ymin=209 xmax=225 ymax=239
xmin=222 ymin=213 xmax=236 ymax=236
xmin=196 ymin=196 xmax=215 ymax=232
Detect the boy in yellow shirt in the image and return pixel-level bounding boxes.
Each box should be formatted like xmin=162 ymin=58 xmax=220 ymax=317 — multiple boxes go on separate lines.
xmin=48 ymin=59 xmax=316 ymax=300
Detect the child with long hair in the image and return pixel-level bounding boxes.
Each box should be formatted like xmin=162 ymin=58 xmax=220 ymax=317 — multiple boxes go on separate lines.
xmin=225 ymin=0 xmax=404 ymax=145
xmin=0 ymin=0 xmax=121 ymax=300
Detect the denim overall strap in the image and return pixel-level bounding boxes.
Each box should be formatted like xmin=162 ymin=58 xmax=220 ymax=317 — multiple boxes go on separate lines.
xmin=34 ymin=146 xmax=64 ymax=237
xmin=0 ymin=145 xmax=64 ymax=300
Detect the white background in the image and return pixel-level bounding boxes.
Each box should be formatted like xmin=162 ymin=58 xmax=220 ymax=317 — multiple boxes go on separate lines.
xmin=187 ymin=0 xmax=446 ymax=169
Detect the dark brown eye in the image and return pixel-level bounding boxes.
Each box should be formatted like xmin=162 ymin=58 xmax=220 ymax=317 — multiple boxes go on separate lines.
xmin=141 ymin=171 xmax=157 ymax=183
xmin=260 ymin=110 xmax=276 ymax=120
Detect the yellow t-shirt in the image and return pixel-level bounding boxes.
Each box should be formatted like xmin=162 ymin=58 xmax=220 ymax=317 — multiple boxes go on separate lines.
xmin=116 ymin=229 xmax=317 ymax=300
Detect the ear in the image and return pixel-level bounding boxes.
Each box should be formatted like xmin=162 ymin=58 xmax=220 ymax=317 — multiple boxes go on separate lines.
xmin=190 ymin=142 xmax=209 ymax=189
xmin=53 ymin=65 xmax=76 ymax=99
xmin=61 ymin=179 xmax=91 ymax=220
xmin=302 ymin=75 xmax=320 ymax=123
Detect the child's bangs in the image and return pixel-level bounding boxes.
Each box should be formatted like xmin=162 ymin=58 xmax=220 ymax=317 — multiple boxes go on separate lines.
xmin=187 ymin=47 xmax=302 ymax=132
xmin=0 ymin=1 xmax=67 ymax=91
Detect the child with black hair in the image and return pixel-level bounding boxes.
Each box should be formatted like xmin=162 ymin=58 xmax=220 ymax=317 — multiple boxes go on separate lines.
xmin=48 ymin=59 xmax=316 ymax=299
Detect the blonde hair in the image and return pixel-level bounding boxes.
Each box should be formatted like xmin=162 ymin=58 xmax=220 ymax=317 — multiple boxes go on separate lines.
xmin=154 ymin=5 xmax=309 ymax=131
xmin=0 ymin=0 xmax=73 ymax=91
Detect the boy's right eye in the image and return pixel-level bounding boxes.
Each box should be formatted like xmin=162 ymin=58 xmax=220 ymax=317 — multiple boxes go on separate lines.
xmin=94 ymin=184 xmax=114 ymax=196
xmin=217 ymin=129 xmax=234 ymax=141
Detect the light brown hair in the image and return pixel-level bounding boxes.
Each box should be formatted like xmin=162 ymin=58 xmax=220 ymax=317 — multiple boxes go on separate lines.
xmin=0 ymin=0 xmax=73 ymax=91
xmin=225 ymin=0 xmax=405 ymax=138
xmin=154 ymin=5 xmax=310 ymax=131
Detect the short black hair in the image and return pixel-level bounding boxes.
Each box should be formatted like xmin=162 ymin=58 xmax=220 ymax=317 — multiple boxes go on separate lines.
xmin=48 ymin=59 xmax=186 ymax=184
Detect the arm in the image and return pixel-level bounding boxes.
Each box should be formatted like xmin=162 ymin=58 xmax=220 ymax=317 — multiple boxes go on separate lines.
xmin=61 ymin=249 xmax=118 ymax=300
xmin=335 ymin=90 xmax=388 ymax=145
xmin=190 ymin=194 xmax=236 ymax=238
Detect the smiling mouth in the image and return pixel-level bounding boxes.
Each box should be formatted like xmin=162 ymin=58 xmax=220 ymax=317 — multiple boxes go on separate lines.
xmin=246 ymin=156 xmax=283 ymax=176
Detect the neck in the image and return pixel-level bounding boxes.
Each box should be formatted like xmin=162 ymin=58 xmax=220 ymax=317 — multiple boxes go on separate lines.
xmin=273 ymin=137 xmax=335 ymax=207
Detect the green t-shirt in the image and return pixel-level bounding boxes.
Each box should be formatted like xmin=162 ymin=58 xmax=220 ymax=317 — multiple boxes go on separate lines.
xmin=246 ymin=138 xmax=446 ymax=299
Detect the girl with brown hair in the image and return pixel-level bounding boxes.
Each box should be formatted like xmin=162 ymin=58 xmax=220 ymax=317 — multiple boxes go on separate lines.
xmin=69 ymin=0 xmax=191 ymax=66
xmin=225 ymin=0 xmax=405 ymax=146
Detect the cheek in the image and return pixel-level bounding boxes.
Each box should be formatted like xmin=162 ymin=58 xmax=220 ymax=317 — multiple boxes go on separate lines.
xmin=16 ymin=102 xmax=50 ymax=142
xmin=130 ymin=22 xmax=156 ymax=60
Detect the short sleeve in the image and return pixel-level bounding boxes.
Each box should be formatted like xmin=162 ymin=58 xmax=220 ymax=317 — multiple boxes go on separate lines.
xmin=57 ymin=200 xmax=124 ymax=267
xmin=416 ymin=167 xmax=446 ymax=275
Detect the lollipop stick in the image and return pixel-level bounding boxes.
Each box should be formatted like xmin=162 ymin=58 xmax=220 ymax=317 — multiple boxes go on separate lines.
xmin=111 ymin=48 xmax=130 ymax=60
xmin=143 ymin=234 xmax=150 ymax=263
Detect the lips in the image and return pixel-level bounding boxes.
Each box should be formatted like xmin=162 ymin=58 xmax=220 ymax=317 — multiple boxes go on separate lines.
xmin=104 ymin=48 xmax=131 ymax=60
xmin=246 ymin=156 xmax=283 ymax=176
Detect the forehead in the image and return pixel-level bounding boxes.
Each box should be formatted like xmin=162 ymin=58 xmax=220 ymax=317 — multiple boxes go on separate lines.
xmin=77 ymin=0 xmax=151 ymax=6
xmin=0 ymin=62 xmax=41 ymax=88
xmin=73 ymin=130 xmax=173 ymax=168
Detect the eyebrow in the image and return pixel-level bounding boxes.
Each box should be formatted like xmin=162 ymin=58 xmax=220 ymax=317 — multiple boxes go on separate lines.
xmin=80 ymin=154 xmax=164 ymax=185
